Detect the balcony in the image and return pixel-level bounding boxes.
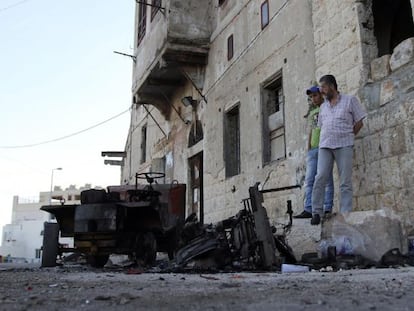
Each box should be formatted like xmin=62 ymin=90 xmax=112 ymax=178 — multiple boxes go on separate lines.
xmin=132 ymin=0 xmax=212 ymax=118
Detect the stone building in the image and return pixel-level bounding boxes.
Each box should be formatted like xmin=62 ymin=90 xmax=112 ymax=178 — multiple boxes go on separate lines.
xmin=121 ymin=0 xmax=414 ymax=246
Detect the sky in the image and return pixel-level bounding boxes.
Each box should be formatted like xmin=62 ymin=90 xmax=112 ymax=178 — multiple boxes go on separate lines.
xmin=0 ymin=0 xmax=136 ymax=240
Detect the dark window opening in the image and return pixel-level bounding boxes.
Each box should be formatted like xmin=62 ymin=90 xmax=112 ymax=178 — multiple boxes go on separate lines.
xmin=262 ymin=74 xmax=286 ymax=164
xmin=137 ymin=1 xmax=147 ymax=46
xmin=224 ymin=105 xmax=240 ymax=177
xmin=189 ymin=153 xmax=204 ymax=224
xmin=261 ymin=1 xmax=269 ymax=29
xmin=218 ymin=0 xmax=227 ymax=6
xmin=373 ymin=0 xmax=414 ymax=56
xmin=227 ymin=34 xmax=234 ymax=60
xmin=141 ymin=124 xmax=147 ymax=164
xmin=151 ymin=0 xmax=161 ymax=21
xmin=188 ymin=120 xmax=204 ymax=147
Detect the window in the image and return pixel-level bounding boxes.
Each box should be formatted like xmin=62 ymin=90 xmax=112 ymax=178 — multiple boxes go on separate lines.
xmin=188 ymin=120 xmax=203 ymax=147
xmin=35 ymin=249 xmax=41 ymax=259
xmin=151 ymin=0 xmax=161 ymax=21
xmin=141 ymin=124 xmax=147 ymax=164
xmin=218 ymin=0 xmax=227 ymax=6
xmin=224 ymin=105 xmax=240 ymax=177
xmin=261 ymin=1 xmax=269 ymax=29
xmin=227 ymin=34 xmax=234 ymax=60
xmin=262 ymin=74 xmax=286 ymax=164
xmin=372 ymin=0 xmax=414 ymax=56
xmin=137 ymin=1 xmax=147 ymax=46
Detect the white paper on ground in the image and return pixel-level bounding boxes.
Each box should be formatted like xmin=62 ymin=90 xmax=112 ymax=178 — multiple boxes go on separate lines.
xmin=281 ymin=264 xmax=310 ymax=273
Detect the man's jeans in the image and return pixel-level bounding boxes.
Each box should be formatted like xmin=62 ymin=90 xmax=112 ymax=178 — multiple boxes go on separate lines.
xmin=304 ymin=148 xmax=334 ymax=214
xmin=312 ymin=146 xmax=353 ymax=215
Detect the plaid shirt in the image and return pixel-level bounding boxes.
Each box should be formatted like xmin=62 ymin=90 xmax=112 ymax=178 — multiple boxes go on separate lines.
xmin=318 ymin=94 xmax=367 ymax=149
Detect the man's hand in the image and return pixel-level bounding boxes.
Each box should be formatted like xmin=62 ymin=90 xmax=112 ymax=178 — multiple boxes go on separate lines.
xmin=353 ymin=120 xmax=364 ymax=135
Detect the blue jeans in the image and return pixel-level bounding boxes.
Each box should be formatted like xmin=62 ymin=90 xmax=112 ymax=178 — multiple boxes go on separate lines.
xmin=304 ymin=148 xmax=334 ymax=213
xmin=312 ymin=146 xmax=353 ymax=215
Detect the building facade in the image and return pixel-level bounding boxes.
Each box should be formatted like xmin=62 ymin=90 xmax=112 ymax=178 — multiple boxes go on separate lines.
xmin=0 ymin=187 xmax=83 ymax=263
xmin=122 ymin=0 xmax=414 ymax=239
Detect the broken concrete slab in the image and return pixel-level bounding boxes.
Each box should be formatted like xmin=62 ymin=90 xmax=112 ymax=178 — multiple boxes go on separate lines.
xmin=321 ymin=210 xmax=403 ymax=262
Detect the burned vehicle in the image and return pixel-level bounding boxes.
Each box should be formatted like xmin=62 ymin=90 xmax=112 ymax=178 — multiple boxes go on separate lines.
xmin=40 ymin=172 xmax=186 ymax=268
xmin=175 ymin=183 xmax=299 ymax=271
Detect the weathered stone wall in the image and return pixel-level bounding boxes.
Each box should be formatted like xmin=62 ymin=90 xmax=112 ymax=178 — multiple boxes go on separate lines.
xmin=358 ymin=41 xmax=414 ymax=234
xmin=202 ymin=0 xmax=317 ymax=222
xmin=311 ymin=0 xmax=375 ymax=94
xmin=124 ymin=0 xmax=414 ymax=243
xmin=311 ymin=0 xmax=414 ymax=237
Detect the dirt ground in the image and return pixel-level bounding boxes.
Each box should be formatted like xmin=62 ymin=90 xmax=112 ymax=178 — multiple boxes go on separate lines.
xmin=1 ymin=263 xmax=413 ymax=311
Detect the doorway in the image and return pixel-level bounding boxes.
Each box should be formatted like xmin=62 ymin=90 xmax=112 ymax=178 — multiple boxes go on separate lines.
xmin=188 ymin=152 xmax=204 ymax=224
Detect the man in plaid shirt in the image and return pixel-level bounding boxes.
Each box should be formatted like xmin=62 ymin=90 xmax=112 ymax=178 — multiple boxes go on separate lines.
xmin=311 ymin=75 xmax=367 ymax=225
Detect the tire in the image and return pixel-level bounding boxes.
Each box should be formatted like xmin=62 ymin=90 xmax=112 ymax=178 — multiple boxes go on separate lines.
xmin=135 ymin=232 xmax=157 ymax=266
xmin=86 ymin=254 xmax=109 ymax=268
xmin=41 ymin=222 xmax=60 ymax=267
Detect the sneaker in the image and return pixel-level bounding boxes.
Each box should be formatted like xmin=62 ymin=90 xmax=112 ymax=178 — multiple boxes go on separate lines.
xmin=310 ymin=214 xmax=321 ymax=225
xmin=293 ymin=211 xmax=312 ymax=219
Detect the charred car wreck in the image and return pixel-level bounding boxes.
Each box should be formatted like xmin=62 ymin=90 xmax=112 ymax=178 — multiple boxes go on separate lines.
xmin=41 ymin=173 xmax=299 ymax=271
xmin=175 ymin=183 xmax=298 ymax=271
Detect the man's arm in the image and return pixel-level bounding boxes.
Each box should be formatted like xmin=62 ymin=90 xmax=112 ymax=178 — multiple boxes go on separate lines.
xmin=353 ymin=120 xmax=363 ymax=135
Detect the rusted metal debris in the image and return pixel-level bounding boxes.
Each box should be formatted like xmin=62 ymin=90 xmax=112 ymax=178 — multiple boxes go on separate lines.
xmin=174 ymin=183 xmax=297 ymax=271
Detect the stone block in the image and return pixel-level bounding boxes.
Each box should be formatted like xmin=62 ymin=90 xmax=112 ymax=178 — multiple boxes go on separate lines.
xmin=400 ymin=152 xmax=414 ymax=188
xmin=367 ymin=110 xmax=386 ymax=134
xmin=364 ymin=160 xmax=383 ymax=194
xmin=405 ymin=120 xmax=414 ymax=153
xmin=358 ymin=82 xmax=380 ymax=112
xmin=380 ymin=79 xmax=396 ymax=106
xmin=380 ymin=156 xmax=402 ymax=191
xmin=384 ymin=100 xmax=408 ymax=128
xmin=390 ymin=37 xmax=414 ymax=72
xmin=376 ymin=192 xmax=396 ymax=210
xmin=357 ymin=195 xmax=376 ymax=211
xmin=353 ymin=138 xmax=364 ymax=165
xmin=352 ymin=163 xmax=366 ymax=197
xmin=389 ymin=125 xmax=407 ymax=156
xmin=404 ymin=95 xmax=414 ymax=119
xmin=395 ymin=187 xmax=414 ymax=216
xmin=370 ymin=55 xmax=391 ymax=81
xmin=363 ymin=133 xmax=381 ymax=163
xmin=321 ymin=211 xmax=403 ymax=261
xmin=284 ymin=217 xmax=321 ymax=260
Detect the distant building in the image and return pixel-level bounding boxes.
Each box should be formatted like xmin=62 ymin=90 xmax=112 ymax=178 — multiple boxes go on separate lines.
xmin=0 ymin=187 xmax=85 ymax=263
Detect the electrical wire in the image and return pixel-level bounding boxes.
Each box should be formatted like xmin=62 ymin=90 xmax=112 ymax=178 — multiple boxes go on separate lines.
xmin=0 ymin=0 xmax=31 ymax=13
xmin=0 ymin=108 xmax=130 ymax=149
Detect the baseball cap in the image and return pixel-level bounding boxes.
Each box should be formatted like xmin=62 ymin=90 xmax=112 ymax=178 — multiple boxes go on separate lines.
xmin=306 ymin=86 xmax=320 ymax=95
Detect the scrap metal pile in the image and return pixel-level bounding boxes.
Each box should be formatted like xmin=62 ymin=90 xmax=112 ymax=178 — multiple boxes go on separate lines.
xmin=173 ymin=183 xmax=297 ymax=271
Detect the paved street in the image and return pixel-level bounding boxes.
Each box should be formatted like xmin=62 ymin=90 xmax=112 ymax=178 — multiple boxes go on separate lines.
xmin=1 ymin=263 xmax=414 ymax=310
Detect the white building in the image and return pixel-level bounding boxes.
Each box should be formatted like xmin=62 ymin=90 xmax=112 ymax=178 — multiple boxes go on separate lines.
xmin=0 ymin=187 xmax=83 ymax=263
